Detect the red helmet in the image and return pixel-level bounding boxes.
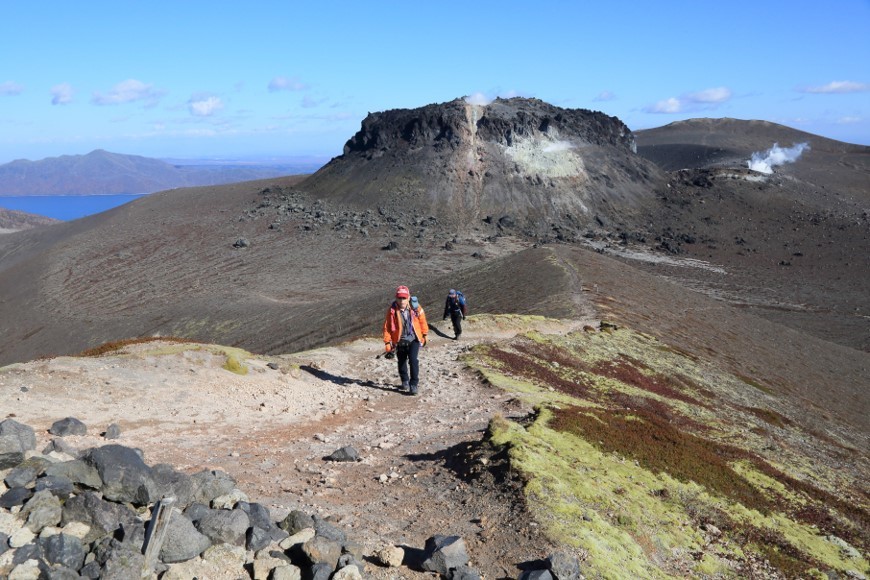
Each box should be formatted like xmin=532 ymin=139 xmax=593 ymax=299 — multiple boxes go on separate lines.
xmin=395 ymin=285 xmax=410 ymax=298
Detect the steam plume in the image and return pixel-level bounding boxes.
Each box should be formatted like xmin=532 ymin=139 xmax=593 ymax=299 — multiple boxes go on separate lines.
xmin=747 ymin=142 xmax=810 ymax=174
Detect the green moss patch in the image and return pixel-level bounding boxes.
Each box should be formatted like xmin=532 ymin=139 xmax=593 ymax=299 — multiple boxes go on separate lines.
xmin=470 ymin=323 xmax=869 ymax=578
xmin=549 ymin=404 xmax=772 ymax=514
xmin=222 ymin=354 xmax=248 ymax=375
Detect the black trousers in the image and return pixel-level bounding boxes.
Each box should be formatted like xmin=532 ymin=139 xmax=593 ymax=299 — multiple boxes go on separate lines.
xmin=449 ymin=311 xmax=463 ymax=336
xmin=397 ymin=340 xmax=420 ymax=389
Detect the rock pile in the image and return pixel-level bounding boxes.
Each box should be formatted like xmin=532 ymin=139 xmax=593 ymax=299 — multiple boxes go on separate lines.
xmin=0 ymin=418 xmax=506 ymax=579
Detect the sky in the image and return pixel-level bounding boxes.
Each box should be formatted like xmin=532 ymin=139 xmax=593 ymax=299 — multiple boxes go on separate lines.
xmin=1 ymin=1 xmax=869 ymax=165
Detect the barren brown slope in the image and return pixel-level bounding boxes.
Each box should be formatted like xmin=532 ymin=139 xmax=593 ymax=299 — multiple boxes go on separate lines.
xmin=0 ymin=207 xmax=60 ymax=232
xmin=626 ymin=118 xmax=870 ymax=352
xmin=0 ymin=174 xmax=556 ymax=366
xmin=635 ymin=117 xmax=870 ymax=199
xmin=0 ymin=110 xmax=866 ymax=373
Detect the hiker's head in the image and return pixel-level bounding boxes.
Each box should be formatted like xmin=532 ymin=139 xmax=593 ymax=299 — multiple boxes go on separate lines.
xmin=395 ymin=285 xmax=410 ymax=300
xmin=448 ymin=289 xmax=456 ymax=297
xmin=410 ymin=296 xmax=419 ymax=309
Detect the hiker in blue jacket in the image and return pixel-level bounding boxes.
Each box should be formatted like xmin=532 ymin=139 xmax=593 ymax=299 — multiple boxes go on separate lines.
xmin=442 ymin=289 xmax=467 ymax=339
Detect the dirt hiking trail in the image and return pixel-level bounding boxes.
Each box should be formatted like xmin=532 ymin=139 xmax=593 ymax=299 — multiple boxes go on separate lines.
xmin=0 ymin=314 xmax=592 ymax=578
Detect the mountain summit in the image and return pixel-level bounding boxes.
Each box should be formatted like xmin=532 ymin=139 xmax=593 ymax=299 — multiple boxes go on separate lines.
xmin=303 ymin=97 xmax=666 ymax=233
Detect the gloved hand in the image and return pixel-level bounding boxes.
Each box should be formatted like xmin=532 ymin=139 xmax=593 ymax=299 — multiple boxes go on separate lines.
xmin=462 ymin=315 xmax=466 ymax=320
xmin=422 ymin=336 xmax=427 ymax=347
xmin=384 ymin=351 xmax=394 ymax=359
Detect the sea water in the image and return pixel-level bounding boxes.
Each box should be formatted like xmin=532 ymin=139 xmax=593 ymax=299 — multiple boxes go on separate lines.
xmin=0 ymin=194 xmax=147 ymax=221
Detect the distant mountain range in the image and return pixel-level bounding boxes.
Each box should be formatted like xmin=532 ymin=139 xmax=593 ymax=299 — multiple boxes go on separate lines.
xmin=0 ymin=149 xmax=326 ymax=195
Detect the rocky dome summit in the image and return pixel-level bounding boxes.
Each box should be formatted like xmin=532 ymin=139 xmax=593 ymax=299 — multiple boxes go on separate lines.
xmin=302 ymin=97 xmax=666 ymax=234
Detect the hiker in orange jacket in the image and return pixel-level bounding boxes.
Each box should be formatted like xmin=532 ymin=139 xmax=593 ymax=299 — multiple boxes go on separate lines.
xmin=383 ymin=285 xmax=428 ymax=395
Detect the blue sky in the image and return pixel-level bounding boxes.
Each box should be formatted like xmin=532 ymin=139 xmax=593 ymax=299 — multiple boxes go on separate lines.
xmin=1 ymin=1 xmax=868 ymax=165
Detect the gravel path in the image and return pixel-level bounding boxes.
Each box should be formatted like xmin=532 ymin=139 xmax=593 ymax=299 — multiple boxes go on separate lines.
xmin=0 ymin=315 xmax=588 ymax=577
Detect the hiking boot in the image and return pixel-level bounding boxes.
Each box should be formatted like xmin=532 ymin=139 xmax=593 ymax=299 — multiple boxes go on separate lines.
xmin=401 ymin=381 xmax=410 ymax=391
xmin=409 ymin=385 xmax=419 ymax=395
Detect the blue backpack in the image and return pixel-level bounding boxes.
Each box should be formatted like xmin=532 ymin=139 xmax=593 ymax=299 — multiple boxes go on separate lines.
xmin=455 ymin=291 xmax=467 ymax=315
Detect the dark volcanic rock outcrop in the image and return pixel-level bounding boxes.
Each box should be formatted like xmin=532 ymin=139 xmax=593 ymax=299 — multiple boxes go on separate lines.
xmin=303 ymin=97 xmax=666 ymax=233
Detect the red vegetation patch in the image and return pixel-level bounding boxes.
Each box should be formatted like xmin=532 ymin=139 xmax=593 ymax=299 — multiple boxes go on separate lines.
xmin=484 ymin=346 xmax=594 ymax=398
xmin=742 ymin=406 xmax=793 ymax=428
xmin=549 ymin=404 xmax=772 ymax=514
xmin=753 ymin=461 xmax=869 ymax=551
xmin=592 ymin=356 xmax=706 ymax=407
xmin=607 ymin=391 xmax=711 ymax=433
xmin=738 ymin=526 xmax=820 ymax=578
xmin=550 ymin=403 xmax=870 ymax=556
xmin=78 ymin=336 xmax=192 ymax=357
xmin=514 ymin=341 xmax=591 ymax=374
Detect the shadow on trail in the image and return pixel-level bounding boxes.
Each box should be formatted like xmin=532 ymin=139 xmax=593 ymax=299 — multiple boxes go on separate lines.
xmin=404 ymin=439 xmax=511 ymax=483
xmin=429 ymin=323 xmax=455 ymax=340
xmin=299 ymin=365 xmax=397 ymax=393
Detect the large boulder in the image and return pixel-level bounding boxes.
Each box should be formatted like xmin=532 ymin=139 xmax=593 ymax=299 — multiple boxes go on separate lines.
xmin=238 ymin=501 xmax=288 ymax=551
xmin=279 ymin=509 xmax=314 ymax=534
xmin=49 ymin=417 xmax=88 ymax=437
xmin=190 ymin=469 xmax=236 ymax=505
xmin=302 ymin=535 xmax=343 ymax=569
xmin=61 ymin=491 xmax=137 ymax=543
xmin=159 ymin=511 xmax=212 ymax=564
xmin=43 ymin=459 xmax=102 ymax=490
xmin=4 ymin=456 xmax=51 ymax=488
xmin=34 ymin=474 xmax=75 ymax=498
xmin=99 ymin=539 xmax=146 ymax=580
xmin=0 ymin=486 xmax=33 ymax=508
xmin=82 ymin=444 xmax=157 ymax=505
xmin=0 ymin=419 xmax=36 ymax=469
xmin=21 ymin=489 xmax=63 ymax=532
xmin=421 ymin=535 xmax=470 ymax=576
xmin=38 ymin=533 xmax=86 ymax=571
xmin=151 ymin=464 xmax=197 ymax=508
xmin=196 ymin=508 xmax=250 ymax=546
xmin=547 ymin=550 xmax=582 ymax=579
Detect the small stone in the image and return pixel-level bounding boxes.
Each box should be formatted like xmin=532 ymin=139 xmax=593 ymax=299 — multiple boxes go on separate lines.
xmin=326 ymin=446 xmax=359 ymax=462
xmin=9 ymin=526 xmax=36 ymax=547
xmin=104 ymin=423 xmax=122 ymax=440
xmin=373 ymin=544 xmax=404 ymax=567
xmin=279 ymin=527 xmax=315 ymax=550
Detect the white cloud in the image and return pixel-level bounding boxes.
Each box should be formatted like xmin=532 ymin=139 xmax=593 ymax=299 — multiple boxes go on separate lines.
xmin=645 ymin=86 xmax=733 ymax=114
xmin=188 ymin=95 xmax=224 ymax=117
xmin=92 ymin=79 xmax=164 ymax=106
xmin=51 ymin=83 xmax=74 ymax=105
xmin=0 ymin=81 xmax=24 ymax=95
xmin=836 ymin=116 xmax=862 ymax=125
xmin=268 ymin=76 xmax=308 ymax=92
xmin=686 ymin=86 xmax=732 ymax=103
xmin=593 ymin=91 xmax=616 ymax=102
xmin=646 ymin=97 xmax=683 ymax=114
xmin=801 ymin=80 xmax=869 ymax=94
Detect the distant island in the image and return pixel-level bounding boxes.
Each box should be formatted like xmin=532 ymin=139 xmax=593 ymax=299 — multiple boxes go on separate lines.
xmin=0 ymin=149 xmax=328 ymax=196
